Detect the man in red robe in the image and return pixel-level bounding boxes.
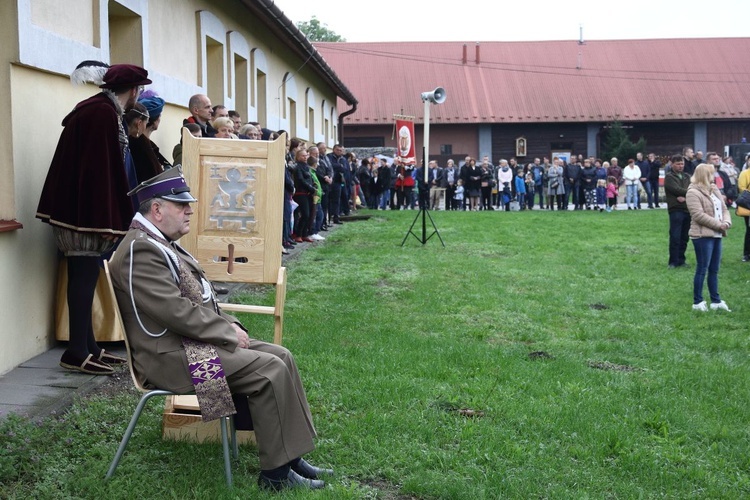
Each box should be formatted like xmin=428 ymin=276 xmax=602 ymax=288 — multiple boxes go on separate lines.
xmin=36 ymin=64 xmax=152 ymax=375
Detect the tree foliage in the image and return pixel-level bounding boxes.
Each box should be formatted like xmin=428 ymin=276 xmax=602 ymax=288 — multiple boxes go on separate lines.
xmin=601 ymin=121 xmax=647 ymax=162
xmin=296 ymin=16 xmax=345 ymax=42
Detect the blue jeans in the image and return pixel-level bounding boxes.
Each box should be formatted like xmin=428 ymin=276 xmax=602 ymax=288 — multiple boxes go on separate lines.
xmin=642 ymin=181 xmax=654 ymax=207
xmin=314 ymin=202 xmax=324 ymax=232
xmin=626 ymin=184 xmax=638 ymax=207
xmin=379 ymin=188 xmax=390 ymax=210
xmin=692 ymin=237 xmax=722 ymax=304
xmin=649 ymin=179 xmax=660 ymax=206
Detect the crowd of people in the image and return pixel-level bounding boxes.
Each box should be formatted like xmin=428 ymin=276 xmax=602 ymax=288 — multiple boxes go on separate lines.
xmin=349 ymin=150 xmax=747 ymax=214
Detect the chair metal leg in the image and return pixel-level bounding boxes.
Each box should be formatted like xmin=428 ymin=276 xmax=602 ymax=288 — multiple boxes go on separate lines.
xmin=106 ymin=390 xmax=174 ymax=479
xmin=220 ymin=417 xmax=233 ymax=487
xmin=229 ymin=417 xmax=239 ymax=459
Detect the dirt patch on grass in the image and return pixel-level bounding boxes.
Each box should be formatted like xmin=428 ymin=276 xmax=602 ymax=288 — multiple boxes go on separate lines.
xmin=587 ymin=360 xmax=642 ymax=372
xmin=528 ymin=350 xmax=554 ymax=360
xmin=589 ymin=303 xmax=609 ymax=310
xmin=86 ymin=368 xmax=133 ymax=399
xmin=432 ymin=401 xmax=486 ymax=419
xmin=358 ymin=478 xmax=420 ymax=499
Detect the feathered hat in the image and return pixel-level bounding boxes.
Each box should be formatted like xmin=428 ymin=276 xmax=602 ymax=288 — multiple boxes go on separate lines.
xmin=70 ymin=60 xmax=110 ymax=86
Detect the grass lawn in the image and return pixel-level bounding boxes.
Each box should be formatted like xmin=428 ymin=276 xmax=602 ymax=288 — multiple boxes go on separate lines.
xmin=2 ymin=208 xmax=749 ymax=498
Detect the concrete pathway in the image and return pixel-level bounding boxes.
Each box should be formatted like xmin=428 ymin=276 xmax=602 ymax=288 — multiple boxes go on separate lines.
xmin=0 ymin=344 xmax=127 ymax=420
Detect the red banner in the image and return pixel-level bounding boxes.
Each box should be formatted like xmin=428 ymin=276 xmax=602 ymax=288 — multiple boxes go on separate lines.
xmin=395 ymin=119 xmax=416 ymax=165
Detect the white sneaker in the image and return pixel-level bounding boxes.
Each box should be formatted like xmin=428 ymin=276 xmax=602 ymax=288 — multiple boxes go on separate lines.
xmin=310 ymin=234 xmax=325 ymax=241
xmin=709 ymin=301 xmax=731 ymax=312
xmin=692 ymin=301 xmax=708 ymax=312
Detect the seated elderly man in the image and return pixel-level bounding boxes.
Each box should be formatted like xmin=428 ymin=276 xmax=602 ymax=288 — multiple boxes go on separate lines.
xmin=108 ymin=168 xmax=331 ymax=491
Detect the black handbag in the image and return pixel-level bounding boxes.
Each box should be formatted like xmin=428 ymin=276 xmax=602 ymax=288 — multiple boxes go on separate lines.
xmin=736 ymin=190 xmax=750 ymax=209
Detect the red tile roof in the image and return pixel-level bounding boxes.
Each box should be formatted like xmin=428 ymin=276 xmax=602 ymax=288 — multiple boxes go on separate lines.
xmin=314 ymin=38 xmax=750 ymax=124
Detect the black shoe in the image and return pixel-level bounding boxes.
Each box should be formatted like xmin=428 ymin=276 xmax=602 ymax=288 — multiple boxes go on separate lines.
xmin=742 ymin=255 xmax=750 ymax=262
xmin=258 ymin=469 xmax=325 ymax=491
xmin=213 ymin=285 xmax=229 ymax=294
xmin=334 ymin=220 xmax=343 ymax=224
xmin=291 ymin=458 xmax=334 ymax=480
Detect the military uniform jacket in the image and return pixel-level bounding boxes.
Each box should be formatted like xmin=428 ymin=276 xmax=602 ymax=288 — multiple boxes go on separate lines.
xmin=109 ymin=215 xmax=246 ymax=393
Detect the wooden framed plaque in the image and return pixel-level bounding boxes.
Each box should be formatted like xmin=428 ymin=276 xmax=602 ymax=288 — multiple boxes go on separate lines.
xmin=179 ymin=131 xmax=286 ymax=284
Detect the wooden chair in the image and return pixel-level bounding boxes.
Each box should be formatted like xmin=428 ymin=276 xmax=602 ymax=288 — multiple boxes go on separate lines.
xmin=217 ymin=266 xmax=286 ymax=345
xmin=102 ymin=260 xmax=239 ymax=487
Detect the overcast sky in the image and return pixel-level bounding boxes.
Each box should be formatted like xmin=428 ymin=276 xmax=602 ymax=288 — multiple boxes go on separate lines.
xmin=274 ymin=0 xmax=748 ymax=42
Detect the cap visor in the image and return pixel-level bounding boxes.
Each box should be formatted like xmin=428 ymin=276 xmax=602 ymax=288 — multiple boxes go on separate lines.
xmin=161 ymin=192 xmax=197 ymax=203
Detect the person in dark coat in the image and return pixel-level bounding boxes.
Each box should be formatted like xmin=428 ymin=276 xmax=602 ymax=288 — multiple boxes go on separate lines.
xmin=665 ymin=155 xmax=692 ymax=268
xmin=377 ymin=159 xmax=392 ymax=210
xmin=326 ymin=144 xmax=347 ymax=223
xmin=565 ymin=159 xmax=583 ymax=210
xmin=357 ymin=158 xmax=372 ymax=209
xmin=442 ymin=159 xmax=459 ymax=210
xmin=183 ymin=94 xmax=217 ymax=137
xmin=580 ymin=159 xmax=598 ymax=209
xmin=36 ymin=64 xmax=152 ymax=375
xmin=138 ymin=92 xmax=172 ymax=170
xmin=125 ymin=103 xmax=163 ymax=184
xmin=292 ymin=148 xmax=316 ymax=242
xmin=647 ymin=153 xmax=662 ymax=208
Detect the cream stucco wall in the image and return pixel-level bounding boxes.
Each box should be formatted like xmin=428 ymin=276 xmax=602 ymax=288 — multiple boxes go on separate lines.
xmin=0 ymin=1 xmax=19 ymax=220
xmin=0 ymin=68 xmax=99 ymax=374
xmin=30 ymin=0 xmax=96 ymax=47
xmin=0 ymin=0 xmax=347 ymax=376
xmin=147 ymin=1 xmax=197 ymax=85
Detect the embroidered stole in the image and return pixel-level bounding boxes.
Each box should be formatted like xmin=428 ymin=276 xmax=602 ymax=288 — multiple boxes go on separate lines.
xmin=130 ymin=219 xmax=236 ymax=421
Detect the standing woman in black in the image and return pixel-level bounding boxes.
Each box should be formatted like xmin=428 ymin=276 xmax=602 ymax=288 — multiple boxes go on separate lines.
xmin=479 ymin=161 xmax=493 ymax=210
xmin=125 ymin=103 xmax=162 ymax=184
xmin=465 ymin=158 xmax=482 ymax=210
xmin=137 ymin=93 xmax=172 ymax=170
xmin=292 ymin=148 xmax=316 ymax=243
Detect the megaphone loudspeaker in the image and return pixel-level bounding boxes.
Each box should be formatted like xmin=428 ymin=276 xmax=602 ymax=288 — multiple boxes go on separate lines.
xmin=421 ymin=87 xmax=446 ymax=104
